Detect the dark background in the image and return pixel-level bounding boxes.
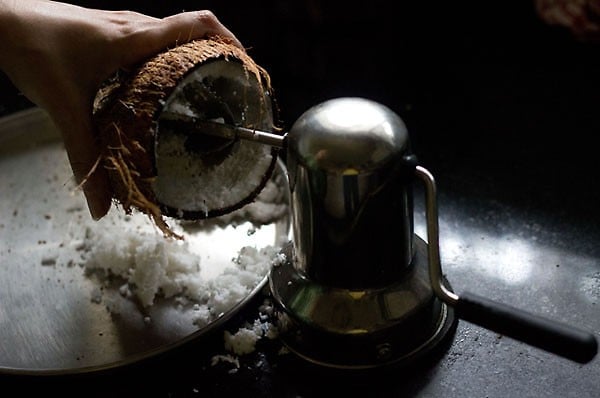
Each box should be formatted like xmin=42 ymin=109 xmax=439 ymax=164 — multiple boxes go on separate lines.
xmin=2 ymin=1 xmax=599 ymax=223
xmin=1 ymin=2 xmax=600 ymax=397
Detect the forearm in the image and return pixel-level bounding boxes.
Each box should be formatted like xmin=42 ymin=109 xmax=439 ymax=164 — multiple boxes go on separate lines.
xmin=0 ymin=0 xmax=242 ymax=220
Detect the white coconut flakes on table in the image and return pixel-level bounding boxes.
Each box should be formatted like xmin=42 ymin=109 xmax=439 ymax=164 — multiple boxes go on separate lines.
xmin=223 ymin=317 xmax=280 ymax=355
xmin=208 ymin=298 xmax=282 ymax=370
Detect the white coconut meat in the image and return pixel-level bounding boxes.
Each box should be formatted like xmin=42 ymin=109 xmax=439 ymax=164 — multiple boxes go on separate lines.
xmin=154 ymin=59 xmax=276 ymax=219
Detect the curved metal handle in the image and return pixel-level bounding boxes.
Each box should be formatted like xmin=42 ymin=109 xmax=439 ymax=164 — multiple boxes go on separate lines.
xmin=414 ymin=166 xmax=458 ymax=305
xmin=414 ymin=165 xmax=598 ymax=363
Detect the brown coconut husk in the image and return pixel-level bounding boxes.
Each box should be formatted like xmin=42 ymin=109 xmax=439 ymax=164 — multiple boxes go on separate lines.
xmin=93 ymin=38 xmax=280 ymax=240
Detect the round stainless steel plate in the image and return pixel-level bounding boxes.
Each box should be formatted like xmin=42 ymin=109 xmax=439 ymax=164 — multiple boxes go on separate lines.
xmin=0 ymin=108 xmax=289 ymax=375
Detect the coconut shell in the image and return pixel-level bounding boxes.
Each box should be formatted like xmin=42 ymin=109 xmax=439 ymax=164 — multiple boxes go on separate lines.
xmin=93 ymin=38 xmax=280 ymax=239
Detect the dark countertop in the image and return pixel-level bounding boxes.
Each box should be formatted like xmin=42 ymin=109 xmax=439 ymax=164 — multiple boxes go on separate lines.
xmin=1 ymin=155 xmax=597 ymax=398
xmin=1 ymin=1 xmax=599 ymax=397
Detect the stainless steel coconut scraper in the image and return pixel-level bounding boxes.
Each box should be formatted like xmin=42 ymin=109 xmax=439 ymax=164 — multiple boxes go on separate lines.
xmin=164 ymin=97 xmax=598 ymax=369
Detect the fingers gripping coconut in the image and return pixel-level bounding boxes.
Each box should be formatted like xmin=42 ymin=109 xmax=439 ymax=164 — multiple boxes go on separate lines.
xmin=93 ymin=38 xmax=280 ymax=239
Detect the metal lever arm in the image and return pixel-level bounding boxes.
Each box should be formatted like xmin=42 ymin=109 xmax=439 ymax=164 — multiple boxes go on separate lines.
xmin=160 ymin=112 xmax=286 ymax=148
xmin=415 ymin=165 xmax=598 ymax=364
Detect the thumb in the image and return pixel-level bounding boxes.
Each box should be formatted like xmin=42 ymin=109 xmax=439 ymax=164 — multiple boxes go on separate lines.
xmin=52 ymin=104 xmax=112 ymax=220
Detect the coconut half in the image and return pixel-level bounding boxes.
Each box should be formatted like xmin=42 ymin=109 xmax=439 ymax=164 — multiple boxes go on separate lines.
xmin=93 ymin=38 xmax=280 ymax=239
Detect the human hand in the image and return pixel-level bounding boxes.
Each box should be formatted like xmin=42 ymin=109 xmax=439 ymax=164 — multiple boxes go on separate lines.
xmin=0 ymin=0 xmax=243 ymax=220
xmin=534 ymin=0 xmax=600 ymax=41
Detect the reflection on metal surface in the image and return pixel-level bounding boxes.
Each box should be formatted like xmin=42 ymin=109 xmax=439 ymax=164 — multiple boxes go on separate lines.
xmin=0 ymin=108 xmax=290 ymax=375
xmin=286 ymin=97 xmax=414 ymax=289
xmin=270 ymin=239 xmax=456 ymax=369
xmin=272 ymin=240 xmax=436 ymax=334
xmin=270 ymin=98 xmax=457 ymax=369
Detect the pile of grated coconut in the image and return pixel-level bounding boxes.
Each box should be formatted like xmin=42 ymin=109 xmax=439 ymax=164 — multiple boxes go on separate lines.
xmin=82 ymin=215 xmax=285 ymax=326
xmin=79 ymin=166 xmax=289 ymax=329
xmin=80 ymin=205 xmax=289 ymax=362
